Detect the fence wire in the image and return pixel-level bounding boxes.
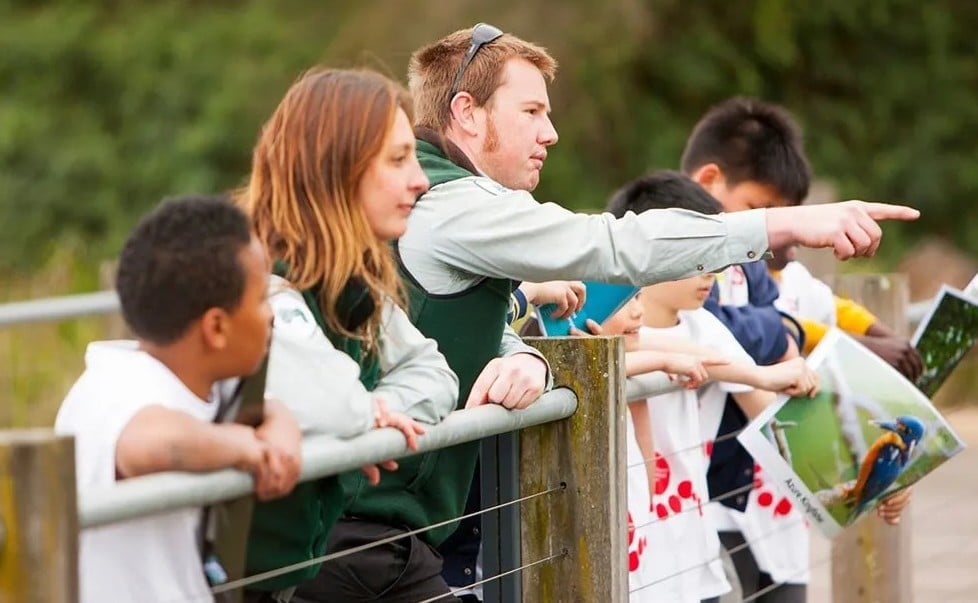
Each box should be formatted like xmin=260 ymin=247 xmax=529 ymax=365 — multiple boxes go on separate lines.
xmin=210 ymin=483 xmax=566 ymax=595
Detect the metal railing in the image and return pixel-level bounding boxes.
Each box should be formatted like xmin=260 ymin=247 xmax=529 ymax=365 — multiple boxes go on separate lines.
xmin=80 ymin=389 xmax=578 ymax=528
xmin=0 ymin=289 xmax=935 ymax=330
xmin=0 ymin=290 xmax=119 ymax=327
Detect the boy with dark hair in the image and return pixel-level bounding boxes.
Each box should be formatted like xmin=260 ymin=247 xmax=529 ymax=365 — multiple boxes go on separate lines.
xmin=607 ymin=169 xmax=725 ymax=217
xmin=680 ymin=98 xmax=915 ymax=601
xmin=56 ymin=195 xmax=301 ymax=603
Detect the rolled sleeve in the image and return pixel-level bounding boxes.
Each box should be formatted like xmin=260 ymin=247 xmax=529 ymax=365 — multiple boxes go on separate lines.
xmin=718 ymin=209 xmax=771 ymax=268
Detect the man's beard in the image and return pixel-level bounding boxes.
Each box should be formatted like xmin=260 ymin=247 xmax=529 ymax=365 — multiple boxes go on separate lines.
xmin=481 ymin=114 xmax=499 ymax=153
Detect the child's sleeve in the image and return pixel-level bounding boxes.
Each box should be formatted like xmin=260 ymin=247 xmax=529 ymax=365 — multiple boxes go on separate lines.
xmin=834 ymin=296 xmax=877 ymax=335
xmin=507 ymin=289 xmax=529 ymax=325
xmin=799 ymin=318 xmax=830 ymax=354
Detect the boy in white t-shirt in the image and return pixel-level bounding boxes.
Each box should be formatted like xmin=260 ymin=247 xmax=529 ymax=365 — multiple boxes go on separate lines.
xmin=588 ymin=294 xmax=728 ymax=602
xmin=56 ymin=196 xmax=303 ymax=603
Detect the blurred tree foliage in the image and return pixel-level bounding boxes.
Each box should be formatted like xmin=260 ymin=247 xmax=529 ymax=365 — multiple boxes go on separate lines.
xmin=2 ymin=0 xmax=977 ymax=278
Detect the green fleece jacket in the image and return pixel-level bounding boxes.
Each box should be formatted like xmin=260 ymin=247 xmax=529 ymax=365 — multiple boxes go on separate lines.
xmin=337 ymin=138 xmax=512 ymax=546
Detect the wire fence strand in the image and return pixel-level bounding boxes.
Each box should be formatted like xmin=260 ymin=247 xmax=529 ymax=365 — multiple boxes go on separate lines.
xmin=415 ymin=549 xmax=569 ymax=603
xmin=628 ymin=516 xmax=808 ymax=595
xmin=211 ymin=483 xmax=566 ymax=595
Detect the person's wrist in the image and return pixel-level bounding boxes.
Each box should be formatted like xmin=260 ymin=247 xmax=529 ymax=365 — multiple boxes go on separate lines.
xmin=763 ymin=206 xmax=794 ymax=250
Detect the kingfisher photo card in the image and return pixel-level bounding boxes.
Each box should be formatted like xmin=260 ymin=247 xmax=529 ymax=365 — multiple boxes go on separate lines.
xmin=738 ymin=329 xmax=966 ymax=538
xmin=910 ymin=284 xmax=978 ymax=397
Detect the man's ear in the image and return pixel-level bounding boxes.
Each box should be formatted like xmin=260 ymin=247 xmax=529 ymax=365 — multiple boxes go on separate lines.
xmin=449 ymin=92 xmax=481 ymax=137
xmin=690 ymin=163 xmax=725 ymax=195
xmin=199 ymin=307 xmax=230 ymax=351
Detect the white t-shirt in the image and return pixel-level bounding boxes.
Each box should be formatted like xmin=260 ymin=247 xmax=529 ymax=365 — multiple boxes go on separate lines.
xmin=715 ymin=265 xmax=750 ymax=308
xmin=774 ymin=261 xmax=836 ymax=327
xmin=639 ymin=310 xmax=754 ymax=601
xmin=55 ymin=341 xmax=222 ymax=603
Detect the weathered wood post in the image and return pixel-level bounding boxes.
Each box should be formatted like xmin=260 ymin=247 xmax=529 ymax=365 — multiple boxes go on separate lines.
xmin=0 ymin=429 xmax=78 ymax=603
xmin=826 ymin=273 xmax=912 ymax=603
xmin=520 ymin=336 xmax=627 ymax=602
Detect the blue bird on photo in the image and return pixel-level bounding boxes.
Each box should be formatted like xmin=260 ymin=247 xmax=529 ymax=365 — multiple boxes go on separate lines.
xmin=847 ymin=415 xmax=926 ymax=519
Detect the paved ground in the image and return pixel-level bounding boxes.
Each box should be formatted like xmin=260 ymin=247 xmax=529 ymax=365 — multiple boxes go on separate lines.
xmin=807 ymin=406 xmax=978 ymax=602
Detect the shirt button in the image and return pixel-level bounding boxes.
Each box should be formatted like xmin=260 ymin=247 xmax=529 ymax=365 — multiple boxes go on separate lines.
xmin=747 ymin=251 xmax=756 ymax=259
xmin=696 ymin=264 xmax=704 ymax=271
xmin=744 ymin=469 xmax=752 ymax=476
xmin=464 ymin=568 xmax=473 ymax=576
xmin=472 ymin=527 xmax=480 ymax=536
xmin=736 ymin=496 xmax=746 ymax=505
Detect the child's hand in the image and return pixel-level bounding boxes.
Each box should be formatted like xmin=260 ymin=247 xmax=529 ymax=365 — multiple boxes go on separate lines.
xmin=221 ymin=424 xmax=286 ymax=501
xmin=877 ymin=487 xmax=912 ymax=525
xmin=760 ymin=358 xmax=819 ymax=397
xmin=522 ymin=281 xmax=586 ymax=319
xmin=570 ymin=318 xmax=602 ymax=337
xmin=660 ymin=353 xmax=729 ymax=389
xmin=255 ymin=399 xmax=303 ymax=498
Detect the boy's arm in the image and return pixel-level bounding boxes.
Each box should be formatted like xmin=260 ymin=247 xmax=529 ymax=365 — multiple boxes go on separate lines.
xmin=116 ymin=405 xmax=295 ymax=501
xmin=700 ymin=357 xmax=817 ymax=398
xmin=834 ymin=297 xmax=923 ymax=380
xmin=730 ymin=389 xmax=778 ymax=420
xmin=116 ymin=406 xmax=263 ymax=476
xmin=254 ymin=399 xmax=302 ymax=494
xmin=703 ymin=267 xmax=801 ymax=365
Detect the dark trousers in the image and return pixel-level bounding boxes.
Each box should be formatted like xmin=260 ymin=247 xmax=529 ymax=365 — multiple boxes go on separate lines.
xmin=243 ymin=591 xmax=294 ymax=603
xmin=719 ymin=531 xmax=807 ymax=603
xmin=292 ymin=518 xmax=462 ymax=603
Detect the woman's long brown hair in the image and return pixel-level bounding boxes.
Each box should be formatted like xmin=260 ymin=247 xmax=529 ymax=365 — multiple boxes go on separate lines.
xmin=239 ymin=67 xmax=412 ymax=345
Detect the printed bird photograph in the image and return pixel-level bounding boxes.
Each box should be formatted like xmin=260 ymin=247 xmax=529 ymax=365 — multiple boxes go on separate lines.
xmin=753 ymin=330 xmax=964 ymax=533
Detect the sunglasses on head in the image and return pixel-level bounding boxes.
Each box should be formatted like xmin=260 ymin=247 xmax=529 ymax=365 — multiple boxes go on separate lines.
xmin=449 ymin=22 xmax=504 ymax=100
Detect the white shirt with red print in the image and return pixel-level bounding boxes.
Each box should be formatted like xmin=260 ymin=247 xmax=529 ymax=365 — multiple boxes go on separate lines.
xmin=638 ymin=310 xmax=754 ymax=601
xmin=625 ymin=405 xmax=680 ymax=601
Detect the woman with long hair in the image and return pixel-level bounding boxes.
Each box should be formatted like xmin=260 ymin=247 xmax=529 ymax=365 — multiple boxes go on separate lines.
xmin=237 ymin=67 xmax=458 ymax=603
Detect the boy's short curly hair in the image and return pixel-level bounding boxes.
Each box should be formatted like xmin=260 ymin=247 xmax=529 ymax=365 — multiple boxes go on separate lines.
xmin=681 ymin=97 xmax=811 ymax=205
xmin=606 ymin=170 xmax=723 ymax=218
xmin=116 ymin=195 xmax=252 ymax=344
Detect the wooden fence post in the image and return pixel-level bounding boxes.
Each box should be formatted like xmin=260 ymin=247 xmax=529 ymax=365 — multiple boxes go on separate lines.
xmin=519 ymin=336 xmax=627 ymax=602
xmin=826 ymin=273 xmax=912 ymax=603
xmin=0 ymin=429 xmax=78 ymax=603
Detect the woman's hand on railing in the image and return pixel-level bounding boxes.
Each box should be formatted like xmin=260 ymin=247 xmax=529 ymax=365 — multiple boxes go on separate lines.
xmin=357 ymin=399 xmax=428 ymax=485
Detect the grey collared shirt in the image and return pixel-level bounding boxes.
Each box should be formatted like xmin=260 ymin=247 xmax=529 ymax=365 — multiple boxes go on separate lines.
xmin=397 ymin=175 xmax=770 ymax=378
xmin=398 ymin=176 xmax=769 ymax=295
